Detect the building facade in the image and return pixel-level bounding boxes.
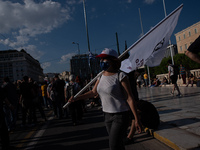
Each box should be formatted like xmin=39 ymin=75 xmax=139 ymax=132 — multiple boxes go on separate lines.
xmin=70 ymin=54 xmax=101 ymax=79
xmin=175 ymin=21 xmax=200 ymax=54
xmin=0 ymin=49 xmax=44 ymax=84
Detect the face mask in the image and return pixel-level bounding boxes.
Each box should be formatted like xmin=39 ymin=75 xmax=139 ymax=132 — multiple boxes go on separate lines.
xmin=100 ymin=61 xmax=110 ymax=71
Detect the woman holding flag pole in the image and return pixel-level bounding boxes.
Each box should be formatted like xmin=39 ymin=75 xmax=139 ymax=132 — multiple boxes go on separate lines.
xmin=68 ymin=48 xmax=142 ymax=150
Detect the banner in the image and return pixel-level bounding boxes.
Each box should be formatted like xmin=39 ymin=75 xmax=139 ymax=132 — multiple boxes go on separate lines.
xmin=120 ymin=4 xmax=183 ymax=73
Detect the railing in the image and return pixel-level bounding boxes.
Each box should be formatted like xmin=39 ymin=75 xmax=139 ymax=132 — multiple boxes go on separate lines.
xmin=156 ymin=69 xmax=200 ymax=86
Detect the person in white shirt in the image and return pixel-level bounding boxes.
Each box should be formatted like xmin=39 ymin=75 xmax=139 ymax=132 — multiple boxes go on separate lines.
xmin=68 ymin=48 xmax=142 ymax=150
xmin=168 ymin=60 xmax=181 ymax=97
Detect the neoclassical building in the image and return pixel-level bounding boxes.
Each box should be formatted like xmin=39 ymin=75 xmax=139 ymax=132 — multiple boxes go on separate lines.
xmin=0 ymin=49 xmax=44 ymax=84
xmin=175 ymin=21 xmax=200 ymax=54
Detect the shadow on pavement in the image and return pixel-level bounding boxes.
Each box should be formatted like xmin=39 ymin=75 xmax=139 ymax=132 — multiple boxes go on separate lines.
xmin=158 ymin=108 xmax=182 ymax=114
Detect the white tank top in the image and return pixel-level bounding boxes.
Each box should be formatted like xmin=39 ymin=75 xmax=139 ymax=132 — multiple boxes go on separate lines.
xmin=97 ymin=72 xmax=130 ymax=113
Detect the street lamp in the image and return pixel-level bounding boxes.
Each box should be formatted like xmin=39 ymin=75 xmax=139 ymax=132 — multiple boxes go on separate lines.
xmin=72 ymin=42 xmax=80 ymax=55
xmin=162 ymin=0 xmax=174 ymax=65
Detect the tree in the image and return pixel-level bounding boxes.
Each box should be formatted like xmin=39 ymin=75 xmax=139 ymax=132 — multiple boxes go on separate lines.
xmin=148 ymin=53 xmax=200 ymax=77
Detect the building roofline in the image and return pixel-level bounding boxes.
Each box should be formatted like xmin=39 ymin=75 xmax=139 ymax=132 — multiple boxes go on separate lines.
xmin=0 ymin=49 xmax=40 ymax=63
xmin=175 ymin=21 xmax=200 ymax=36
xmin=0 ymin=50 xmax=18 ymax=53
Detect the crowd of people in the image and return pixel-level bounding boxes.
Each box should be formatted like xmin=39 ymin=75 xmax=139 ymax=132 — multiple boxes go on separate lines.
xmin=1 ymin=63 xmax=200 ymax=149
xmin=134 ymin=64 xmax=200 ymax=89
xmin=0 ymin=73 xmax=102 ymax=149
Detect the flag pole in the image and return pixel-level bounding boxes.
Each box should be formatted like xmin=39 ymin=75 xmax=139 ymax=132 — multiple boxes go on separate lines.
xmin=138 ymin=8 xmax=144 ymax=35
xmin=116 ymin=32 xmax=120 ymax=55
xmin=83 ymin=0 xmax=92 ymax=73
xmin=139 ymin=8 xmax=151 ymax=86
xmin=63 ymin=4 xmax=183 ymax=109
xmin=83 ymin=0 xmax=90 ymax=52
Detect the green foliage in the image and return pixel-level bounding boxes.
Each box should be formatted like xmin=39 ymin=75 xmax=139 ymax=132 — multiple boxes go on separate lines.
xmin=148 ymin=53 xmax=200 ymax=77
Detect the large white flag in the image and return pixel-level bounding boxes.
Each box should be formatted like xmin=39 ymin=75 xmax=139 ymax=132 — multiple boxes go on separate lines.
xmin=120 ymin=4 xmax=183 ymax=73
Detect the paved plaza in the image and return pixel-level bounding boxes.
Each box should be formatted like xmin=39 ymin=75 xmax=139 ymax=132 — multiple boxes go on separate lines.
xmin=137 ymin=86 xmax=200 ymax=150
xmin=3 ymin=85 xmax=200 ymax=150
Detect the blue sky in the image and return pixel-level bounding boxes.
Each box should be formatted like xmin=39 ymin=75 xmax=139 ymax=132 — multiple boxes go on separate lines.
xmin=0 ymin=0 xmax=199 ymax=73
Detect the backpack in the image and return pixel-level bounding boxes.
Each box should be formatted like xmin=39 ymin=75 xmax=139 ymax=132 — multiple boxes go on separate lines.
xmin=171 ymin=65 xmax=179 ymax=76
xmin=137 ymin=99 xmax=160 ymax=129
xmin=49 ymin=90 xmax=55 ymax=101
xmin=66 ymin=82 xmax=79 ymax=100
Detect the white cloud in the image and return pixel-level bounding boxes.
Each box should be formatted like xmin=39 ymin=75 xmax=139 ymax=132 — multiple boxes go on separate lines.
xmin=0 ymin=0 xmax=73 ymax=59
xmin=0 ymin=36 xmax=29 ymax=48
xmin=59 ymin=53 xmax=76 ymax=64
xmin=41 ymin=62 xmax=51 ymax=69
xmin=66 ymin=0 xmax=76 ymax=5
xmin=127 ymin=0 xmax=132 ymax=3
xmin=144 ymin=0 xmax=155 ymax=4
xmin=0 ymin=0 xmax=72 ymax=35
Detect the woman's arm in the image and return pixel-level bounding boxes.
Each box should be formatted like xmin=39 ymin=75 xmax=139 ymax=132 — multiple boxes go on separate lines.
xmin=121 ymin=76 xmax=142 ymax=133
xmin=69 ymin=80 xmax=99 ymax=102
xmin=64 ymin=86 xmax=67 ymax=100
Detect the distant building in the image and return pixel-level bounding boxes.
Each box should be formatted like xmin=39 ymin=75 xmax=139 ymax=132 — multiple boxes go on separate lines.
xmin=175 ymin=21 xmax=200 ymax=54
xmin=44 ymin=73 xmax=55 ymax=83
xmin=0 ymin=49 xmax=43 ymax=84
xmin=59 ymin=71 xmax=70 ymax=81
xmin=44 ymin=73 xmax=56 ymax=79
xmin=43 ymin=72 xmax=69 ymax=83
xmin=70 ymin=54 xmax=101 ymax=79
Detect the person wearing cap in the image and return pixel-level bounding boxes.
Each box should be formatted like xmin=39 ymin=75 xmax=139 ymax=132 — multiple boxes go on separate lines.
xmin=68 ymin=48 xmax=142 ymax=150
xmin=65 ymin=75 xmax=82 ymax=125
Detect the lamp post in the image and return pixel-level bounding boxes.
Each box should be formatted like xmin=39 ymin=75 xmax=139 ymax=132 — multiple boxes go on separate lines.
xmin=138 ymin=8 xmax=151 ymax=86
xmin=162 ymin=0 xmax=174 ymax=65
xmin=72 ymin=42 xmax=80 ymax=55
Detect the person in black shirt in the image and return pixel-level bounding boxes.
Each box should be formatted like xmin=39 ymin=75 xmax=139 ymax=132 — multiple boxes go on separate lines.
xmin=19 ymin=76 xmax=34 ymax=126
xmin=52 ymin=75 xmax=65 ymax=119
xmin=2 ymin=77 xmax=18 ymax=131
xmin=0 ymin=87 xmax=10 ymax=150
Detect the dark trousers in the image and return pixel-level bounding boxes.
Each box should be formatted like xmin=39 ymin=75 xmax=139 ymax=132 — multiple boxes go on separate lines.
xmin=3 ymin=105 xmax=17 ymax=130
xmin=21 ymin=106 xmax=32 ymax=125
xmin=181 ymin=74 xmax=186 ymax=84
xmin=33 ymin=97 xmax=46 ymax=122
xmin=69 ymin=101 xmax=83 ymax=123
xmin=54 ymin=95 xmax=64 ymax=119
xmin=104 ymin=111 xmax=130 ymax=150
xmin=51 ymin=100 xmax=57 ymax=116
xmin=21 ymin=99 xmax=33 ymax=125
xmin=0 ymin=114 xmax=10 ymax=150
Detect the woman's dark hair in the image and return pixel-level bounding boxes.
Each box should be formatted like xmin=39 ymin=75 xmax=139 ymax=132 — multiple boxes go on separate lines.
xmin=168 ymin=60 xmax=172 ymax=64
xmin=23 ymin=76 xmax=29 ymax=82
xmin=106 ymin=56 xmax=121 ymax=71
xmin=3 ymin=77 xmax=10 ymax=82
